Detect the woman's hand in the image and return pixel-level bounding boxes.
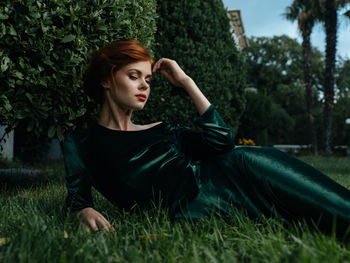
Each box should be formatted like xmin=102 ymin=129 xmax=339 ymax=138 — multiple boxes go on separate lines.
xmin=152 ymin=58 xmax=191 ymax=88
xmin=153 ymin=57 xmax=211 ymax=115
xmin=75 ymin=207 xmax=115 ymax=232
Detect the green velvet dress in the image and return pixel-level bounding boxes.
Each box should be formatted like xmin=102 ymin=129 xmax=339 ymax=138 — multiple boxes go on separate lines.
xmin=63 ymin=105 xmax=350 ymax=235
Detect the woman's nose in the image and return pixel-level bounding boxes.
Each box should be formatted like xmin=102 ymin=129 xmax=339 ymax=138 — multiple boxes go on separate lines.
xmin=139 ymin=79 xmax=149 ymax=90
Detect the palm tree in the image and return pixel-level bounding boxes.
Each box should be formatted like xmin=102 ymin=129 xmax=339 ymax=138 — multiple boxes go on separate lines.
xmin=322 ymin=0 xmax=349 ymax=156
xmin=284 ymin=0 xmax=319 ymax=155
xmin=345 ymin=9 xmax=350 ymax=18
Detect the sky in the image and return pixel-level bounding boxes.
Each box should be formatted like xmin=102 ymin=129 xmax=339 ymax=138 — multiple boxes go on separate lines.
xmin=222 ymin=0 xmax=350 ymax=60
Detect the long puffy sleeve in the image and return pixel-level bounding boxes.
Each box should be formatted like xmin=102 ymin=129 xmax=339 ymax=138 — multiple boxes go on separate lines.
xmin=63 ymin=130 xmax=94 ymax=212
xmin=175 ymin=104 xmax=235 ymax=160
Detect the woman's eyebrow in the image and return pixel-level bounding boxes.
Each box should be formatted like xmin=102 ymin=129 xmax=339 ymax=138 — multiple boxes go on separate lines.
xmin=128 ymin=69 xmax=152 ymax=78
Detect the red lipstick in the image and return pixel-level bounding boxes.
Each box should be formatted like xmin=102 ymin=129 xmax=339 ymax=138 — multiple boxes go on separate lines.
xmin=136 ymin=94 xmax=147 ymax=102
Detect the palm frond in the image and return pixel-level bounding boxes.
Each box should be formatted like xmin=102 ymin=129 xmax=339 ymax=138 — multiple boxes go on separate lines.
xmin=344 ymin=9 xmax=350 ymax=18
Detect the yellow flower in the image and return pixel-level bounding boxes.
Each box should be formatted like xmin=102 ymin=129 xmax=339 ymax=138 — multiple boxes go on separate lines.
xmin=160 ymin=97 xmax=165 ymax=102
xmin=238 ymin=138 xmax=256 ymax=146
xmin=0 ymin=237 xmax=10 ymax=246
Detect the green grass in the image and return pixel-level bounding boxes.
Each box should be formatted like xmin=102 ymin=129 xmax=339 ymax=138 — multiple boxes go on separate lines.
xmin=1 ymin=157 xmax=350 ymax=262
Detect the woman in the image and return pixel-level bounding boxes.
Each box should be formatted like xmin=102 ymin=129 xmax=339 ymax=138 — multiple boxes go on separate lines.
xmin=64 ymin=39 xmax=350 ymax=236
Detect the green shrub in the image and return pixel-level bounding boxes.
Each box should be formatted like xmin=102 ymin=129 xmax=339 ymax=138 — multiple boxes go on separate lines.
xmin=237 ymin=91 xmax=294 ymax=146
xmin=133 ymin=0 xmax=246 ymax=133
xmin=0 ymin=0 xmax=157 ymax=141
xmin=333 ymin=97 xmax=350 ymax=146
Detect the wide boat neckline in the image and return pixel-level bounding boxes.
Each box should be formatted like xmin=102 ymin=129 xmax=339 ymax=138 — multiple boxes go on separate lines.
xmin=94 ymin=122 xmax=164 ymax=134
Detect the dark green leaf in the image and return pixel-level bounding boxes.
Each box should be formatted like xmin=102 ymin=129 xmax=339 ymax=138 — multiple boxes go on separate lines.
xmin=48 ymin=125 xmax=56 ymax=138
xmin=1 ymin=57 xmax=10 ymax=72
xmin=8 ymin=24 xmax=17 ymax=36
xmin=31 ymin=12 xmax=41 ymax=19
xmin=97 ymin=25 xmax=107 ymax=31
xmin=13 ymin=71 xmax=24 ymax=80
xmin=16 ymin=112 xmax=25 ymax=119
xmin=39 ymin=80 xmax=47 ymax=87
xmin=61 ymin=34 xmax=76 ymax=43
xmin=4 ymin=102 xmax=12 ymax=111
xmin=0 ymin=14 xmax=9 ymax=20
xmin=25 ymin=93 xmax=33 ymax=104
xmin=76 ymin=108 xmax=87 ymax=117
xmin=19 ymin=57 xmax=26 ymax=70
xmin=57 ymin=126 xmax=63 ymax=141
xmin=0 ymin=24 xmax=5 ymax=36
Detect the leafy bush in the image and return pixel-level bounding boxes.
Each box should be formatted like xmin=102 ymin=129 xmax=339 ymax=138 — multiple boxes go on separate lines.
xmin=133 ymin=0 xmax=246 ymax=133
xmin=237 ymin=91 xmax=294 ymax=146
xmin=0 ymin=0 xmax=157 ymax=142
xmin=333 ymin=97 xmax=350 ymax=146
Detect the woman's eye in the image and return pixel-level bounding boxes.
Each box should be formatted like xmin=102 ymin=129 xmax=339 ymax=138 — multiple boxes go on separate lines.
xmin=129 ymin=75 xmax=137 ymax=80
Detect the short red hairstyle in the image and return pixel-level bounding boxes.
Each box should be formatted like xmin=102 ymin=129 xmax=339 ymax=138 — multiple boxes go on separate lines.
xmin=83 ymin=39 xmax=154 ymax=104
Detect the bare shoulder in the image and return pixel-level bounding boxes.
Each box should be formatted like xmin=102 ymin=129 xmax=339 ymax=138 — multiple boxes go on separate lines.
xmin=134 ymin=121 xmax=163 ymax=131
xmin=143 ymin=121 xmax=163 ymax=129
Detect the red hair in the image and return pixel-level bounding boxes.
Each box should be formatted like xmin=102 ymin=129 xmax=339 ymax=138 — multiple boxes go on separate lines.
xmin=83 ymin=39 xmax=154 ymax=104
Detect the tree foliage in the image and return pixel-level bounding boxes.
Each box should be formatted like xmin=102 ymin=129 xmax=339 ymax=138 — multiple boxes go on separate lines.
xmin=242 ymin=35 xmax=325 ymax=145
xmin=333 ymin=58 xmax=350 ymax=146
xmin=336 ymin=58 xmax=350 ymax=98
xmin=133 ymin=0 xmax=246 ymax=133
xmin=245 ymin=35 xmax=324 ymax=95
xmin=236 ymin=91 xmax=295 ymax=146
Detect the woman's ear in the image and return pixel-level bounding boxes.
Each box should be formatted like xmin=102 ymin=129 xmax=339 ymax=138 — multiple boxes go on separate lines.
xmin=101 ymin=80 xmax=111 ymax=90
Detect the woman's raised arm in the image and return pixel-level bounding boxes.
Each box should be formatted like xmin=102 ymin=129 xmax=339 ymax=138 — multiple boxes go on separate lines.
xmin=152 ymin=58 xmax=211 ymax=115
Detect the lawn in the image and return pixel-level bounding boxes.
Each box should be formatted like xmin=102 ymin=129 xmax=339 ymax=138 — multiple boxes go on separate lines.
xmin=1 ymin=156 xmax=350 ymax=262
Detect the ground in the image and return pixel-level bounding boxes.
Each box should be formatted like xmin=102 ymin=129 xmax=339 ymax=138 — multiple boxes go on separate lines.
xmin=0 ymin=156 xmax=350 ymax=262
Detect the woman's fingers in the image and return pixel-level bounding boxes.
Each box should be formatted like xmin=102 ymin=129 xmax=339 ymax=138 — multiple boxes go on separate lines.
xmin=95 ymin=218 xmax=108 ymax=230
xmin=153 ymin=58 xmax=173 ymax=73
xmin=87 ymin=218 xmax=99 ymax=231
xmin=76 ymin=207 xmax=114 ymax=232
xmin=84 ymin=216 xmax=113 ymax=232
xmin=152 ymin=59 xmax=161 ymax=73
xmin=153 ymin=58 xmax=189 ymax=87
xmin=97 ymin=213 xmax=114 ymax=231
xmin=97 ymin=216 xmax=114 ymax=231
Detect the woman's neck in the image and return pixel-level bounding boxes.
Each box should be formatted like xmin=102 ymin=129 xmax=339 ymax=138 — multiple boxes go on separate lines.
xmin=97 ymin=99 xmax=135 ymax=131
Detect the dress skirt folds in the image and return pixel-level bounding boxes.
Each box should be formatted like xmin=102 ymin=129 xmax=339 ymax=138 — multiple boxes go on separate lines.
xmin=63 ymin=105 xmax=350 ymax=236
xmin=177 ymin=146 xmax=350 ymax=236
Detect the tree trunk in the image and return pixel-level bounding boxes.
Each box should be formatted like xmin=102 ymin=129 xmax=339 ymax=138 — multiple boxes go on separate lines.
xmin=324 ymin=0 xmax=337 ymax=156
xmin=302 ymin=26 xmax=318 ymax=156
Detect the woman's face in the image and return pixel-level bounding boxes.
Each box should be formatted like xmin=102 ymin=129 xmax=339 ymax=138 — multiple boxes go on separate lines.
xmin=105 ymin=61 xmax=152 ymax=110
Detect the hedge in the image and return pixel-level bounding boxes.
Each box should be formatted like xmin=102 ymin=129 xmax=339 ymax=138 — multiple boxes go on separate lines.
xmin=0 ymin=0 xmax=157 ymax=143
xmin=133 ymin=0 xmax=246 ymax=133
